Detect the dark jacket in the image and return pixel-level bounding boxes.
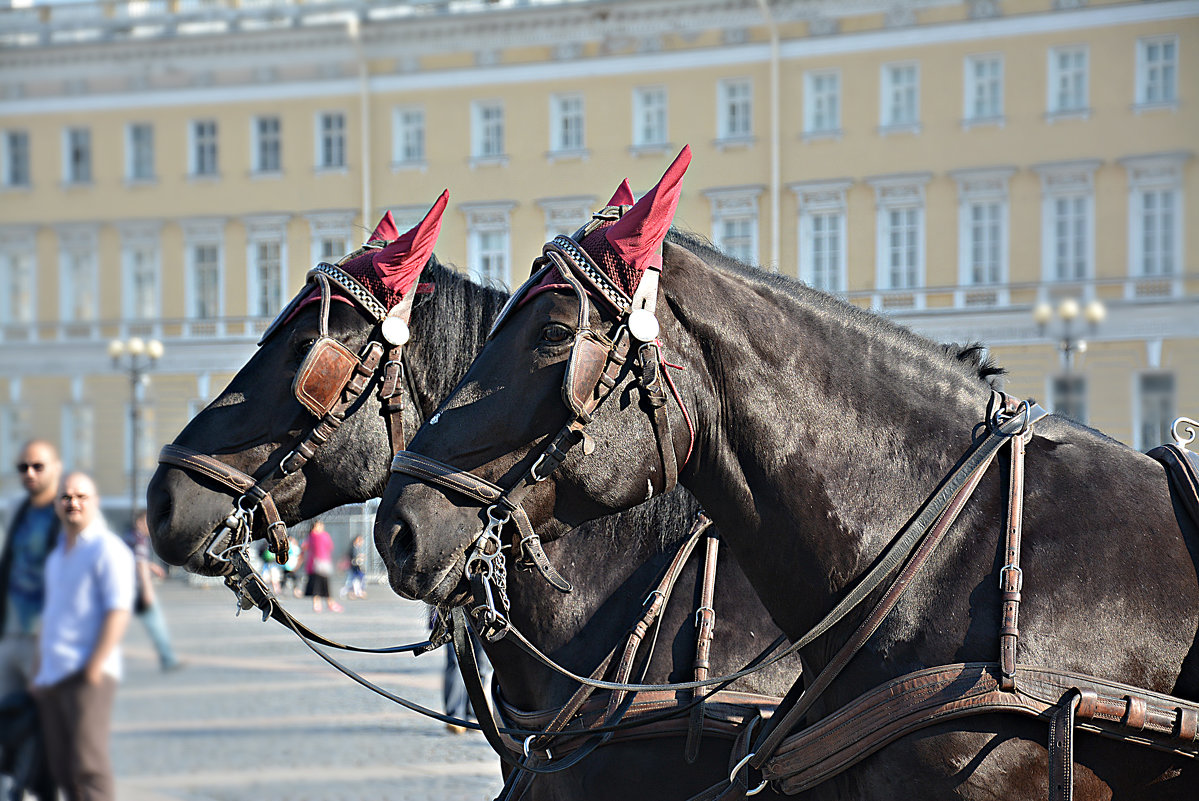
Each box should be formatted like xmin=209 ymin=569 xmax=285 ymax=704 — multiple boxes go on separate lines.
xmin=0 ymin=499 xmax=61 ymax=638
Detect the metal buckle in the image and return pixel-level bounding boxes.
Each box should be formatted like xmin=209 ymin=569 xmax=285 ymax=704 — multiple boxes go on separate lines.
xmin=522 ymin=734 xmax=553 ymax=760
xmin=728 ymin=752 xmax=768 ymax=796
xmin=695 ymin=606 xmax=715 ymax=627
xmin=999 ymin=564 xmax=1023 ymax=592
xmin=530 ymin=452 xmax=554 ymax=482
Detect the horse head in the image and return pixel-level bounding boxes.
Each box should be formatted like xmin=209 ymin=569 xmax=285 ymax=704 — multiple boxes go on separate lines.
xmin=148 ymin=193 xmax=449 ymax=574
xmin=377 ymin=150 xmax=699 ymax=605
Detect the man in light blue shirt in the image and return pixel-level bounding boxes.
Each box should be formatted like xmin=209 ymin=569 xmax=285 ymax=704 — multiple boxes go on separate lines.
xmin=33 ymin=472 xmax=133 ymax=801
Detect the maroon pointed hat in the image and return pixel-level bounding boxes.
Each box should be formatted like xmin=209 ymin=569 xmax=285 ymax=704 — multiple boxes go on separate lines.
xmin=579 ymin=145 xmax=691 ymax=297
xmin=607 ymin=179 xmax=636 ymax=207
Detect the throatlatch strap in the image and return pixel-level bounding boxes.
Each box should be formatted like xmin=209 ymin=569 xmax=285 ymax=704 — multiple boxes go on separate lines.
xmin=1049 ymin=690 xmax=1081 ymax=801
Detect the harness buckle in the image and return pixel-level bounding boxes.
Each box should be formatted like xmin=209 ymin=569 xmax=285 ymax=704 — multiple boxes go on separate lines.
xmin=999 ymin=564 xmax=1023 ymax=592
xmin=530 ymin=452 xmax=555 ymax=482
xmin=728 ymin=752 xmax=768 ymax=796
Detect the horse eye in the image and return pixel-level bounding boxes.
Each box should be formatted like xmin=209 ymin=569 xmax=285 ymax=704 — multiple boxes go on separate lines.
xmin=541 ymin=323 xmax=573 ymax=344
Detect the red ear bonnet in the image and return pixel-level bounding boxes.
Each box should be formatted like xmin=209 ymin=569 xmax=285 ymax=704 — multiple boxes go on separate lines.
xmin=369 ymin=211 xmax=401 ymax=243
xmin=373 ymin=190 xmax=448 ymax=301
xmin=607 ymin=179 xmax=636 ymax=207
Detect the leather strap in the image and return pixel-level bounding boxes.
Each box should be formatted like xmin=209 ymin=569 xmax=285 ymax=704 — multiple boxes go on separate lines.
xmin=1049 ymin=690 xmax=1081 ymax=801
xmin=999 ymin=428 xmax=1029 ymax=690
xmin=687 ymin=529 xmax=721 ymax=763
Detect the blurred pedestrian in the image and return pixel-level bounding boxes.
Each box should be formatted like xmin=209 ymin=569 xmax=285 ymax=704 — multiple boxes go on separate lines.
xmin=33 ymin=472 xmax=134 ymax=801
xmin=126 ymin=512 xmax=181 ymax=672
xmin=340 ymin=534 xmax=367 ymax=600
xmin=281 ymin=533 xmax=301 ymax=598
xmin=302 ymin=521 xmax=341 ymax=613
xmin=0 ymin=440 xmax=62 ymax=801
xmin=428 ymin=607 xmax=490 ymax=735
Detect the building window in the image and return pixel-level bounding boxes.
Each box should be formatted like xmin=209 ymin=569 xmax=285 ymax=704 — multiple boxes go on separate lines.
xmin=127 ymin=123 xmax=154 ymax=182
xmin=885 ymin=208 xmax=920 ymax=289
xmin=254 ymin=116 xmax=282 ymax=174
xmin=251 ymin=240 xmax=283 ymax=318
xmin=308 ymin=212 xmax=355 ymax=268
xmin=318 ymin=112 xmax=346 ymax=169
xmin=952 ymin=167 xmax=1013 ymax=306
xmin=471 ymin=102 xmax=505 ymax=160
xmin=633 ymin=86 xmax=668 ymax=148
xmin=1048 ymin=46 xmax=1088 ymax=115
xmin=190 ymin=243 xmax=221 ymax=319
xmin=191 ymin=120 xmax=218 ymax=176
xmin=1052 ymin=374 xmax=1087 ymax=424
xmin=60 ymin=249 xmax=98 ymax=322
xmin=537 ymin=196 xmax=595 ymax=241
xmin=869 ymin=174 xmax=930 ymax=307
xmin=1137 ymin=188 xmax=1177 ymax=278
xmin=1122 ymin=153 xmax=1187 ymax=298
xmin=1136 ymin=36 xmax=1177 ymax=107
xmin=794 ymin=181 xmax=850 ymax=293
xmin=462 ymin=202 xmax=515 ymax=287
xmin=0 ymin=248 xmax=34 ymax=325
xmin=1137 ymin=373 xmax=1175 ymax=450
xmin=880 ymin=63 xmax=919 ymax=130
xmin=3 ymin=131 xmax=30 ymax=188
xmin=967 ymin=202 xmax=1003 ymax=284
xmin=393 ymin=107 xmax=425 ymax=166
xmin=550 ymin=94 xmax=586 ymax=154
xmin=964 ymin=55 xmax=1003 ymax=123
xmin=320 ymin=236 xmax=347 ymax=263
xmin=1034 ymin=161 xmax=1098 ymax=290
xmin=121 ymin=231 xmax=160 ymax=321
xmin=706 ymin=187 xmax=761 ymax=265
xmin=64 ymin=127 xmax=92 ymax=184
xmin=61 ymin=403 xmax=94 ymax=473
xmin=803 ymin=70 xmax=841 ymax=137
xmin=717 ymin=78 xmax=753 ymax=141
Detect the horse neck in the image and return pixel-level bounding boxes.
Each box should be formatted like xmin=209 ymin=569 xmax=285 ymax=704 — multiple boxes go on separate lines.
xmin=664 ymin=246 xmax=995 ymax=639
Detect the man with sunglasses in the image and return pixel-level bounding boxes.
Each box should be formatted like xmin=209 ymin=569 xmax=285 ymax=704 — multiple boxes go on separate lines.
xmin=0 ymin=441 xmax=62 ymax=706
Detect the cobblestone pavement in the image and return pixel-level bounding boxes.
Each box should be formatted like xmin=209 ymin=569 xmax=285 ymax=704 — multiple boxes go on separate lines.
xmin=113 ymin=578 xmax=503 ymax=801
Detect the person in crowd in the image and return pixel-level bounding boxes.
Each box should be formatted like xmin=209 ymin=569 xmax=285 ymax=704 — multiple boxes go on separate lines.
xmin=428 ymin=607 xmax=490 ymax=735
xmin=0 ymin=440 xmax=62 ymax=801
xmin=302 ymin=521 xmax=341 ymax=613
xmin=126 ymin=512 xmax=181 ymax=672
xmin=281 ymin=533 xmax=302 ymax=598
xmin=340 ymin=534 xmax=367 ymax=600
xmin=33 ymin=471 xmax=134 ymax=801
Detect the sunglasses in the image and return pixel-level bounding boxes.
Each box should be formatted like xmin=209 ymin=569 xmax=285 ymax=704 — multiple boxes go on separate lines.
xmin=16 ymin=462 xmax=46 ymax=474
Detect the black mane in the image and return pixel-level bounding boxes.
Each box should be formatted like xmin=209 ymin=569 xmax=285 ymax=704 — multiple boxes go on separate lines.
xmin=665 ymin=229 xmax=1006 ymax=387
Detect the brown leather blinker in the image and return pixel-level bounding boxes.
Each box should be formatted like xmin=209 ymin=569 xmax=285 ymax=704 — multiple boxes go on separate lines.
xmin=563 ymin=332 xmax=611 ymax=418
xmin=293 ymin=337 xmax=358 ymax=417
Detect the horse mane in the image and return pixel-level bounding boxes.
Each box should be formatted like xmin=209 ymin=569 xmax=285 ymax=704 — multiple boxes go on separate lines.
xmin=406 ymin=256 xmax=510 ymax=403
xmin=664 ymin=229 xmax=1007 ymax=388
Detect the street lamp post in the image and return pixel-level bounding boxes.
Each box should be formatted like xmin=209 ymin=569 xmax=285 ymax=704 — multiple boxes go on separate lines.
xmin=1032 ymin=298 xmax=1106 ymax=421
xmin=109 ymin=336 xmax=163 ymax=523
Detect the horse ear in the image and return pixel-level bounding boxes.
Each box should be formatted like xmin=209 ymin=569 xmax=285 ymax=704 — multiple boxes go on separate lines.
xmin=373 ymin=190 xmax=449 ymax=299
xmin=604 ymin=145 xmax=690 ymax=273
xmin=369 ymin=211 xmax=400 ymax=243
xmin=606 ymin=179 xmax=635 ymax=207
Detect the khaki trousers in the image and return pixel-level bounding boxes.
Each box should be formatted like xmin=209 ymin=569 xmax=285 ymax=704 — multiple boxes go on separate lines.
xmin=33 ymin=672 xmax=117 ymax=801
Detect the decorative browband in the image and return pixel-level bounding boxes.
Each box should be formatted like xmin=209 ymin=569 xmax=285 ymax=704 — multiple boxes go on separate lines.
xmin=309 ymin=263 xmax=389 ymax=322
xmin=547 ymin=235 xmax=632 ymax=315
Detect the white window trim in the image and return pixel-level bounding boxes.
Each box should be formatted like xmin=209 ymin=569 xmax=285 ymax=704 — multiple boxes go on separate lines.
xmin=879 ymin=61 xmax=921 ymax=135
xmin=182 ymin=218 xmax=226 ymax=324
xmin=1046 ymin=44 xmax=1090 ymax=121
xmin=536 ymin=195 xmax=596 ymax=242
xmin=962 ymin=53 xmax=1005 ymax=129
xmin=1119 ymin=151 xmax=1189 ymax=299
xmin=188 ymin=119 xmax=219 ymax=178
xmin=867 ymin=172 xmax=931 ymax=309
xmin=950 ymin=167 xmax=1015 ymax=306
xmin=2 ymin=129 xmax=31 ymax=189
xmin=1135 ymin=34 xmax=1179 ymax=112
xmin=1133 ymin=369 xmax=1177 ymax=451
xmin=391 ymin=106 xmax=427 ymax=171
xmin=791 ymin=179 xmax=851 ymax=293
xmin=716 ymin=77 xmax=755 ymax=147
xmin=548 ymin=93 xmax=589 ymax=161
xmin=251 ymin=115 xmax=282 ymax=176
xmin=802 ymin=69 xmax=842 ymax=141
xmin=244 ymin=214 xmax=290 ymax=319
xmin=461 ymin=201 xmax=516 ymax=288
xmin=470 ymin=100 xmax=508 ymax=167
xmin=61 ymin=126 xmax=92 ymax=186
xmin=56 ymin=225 xmax=100 ymax=323
xmin=1032 ymin=159 xmax=1100 ymax=297
xmin=118 ymin=221 xmax=162 ymax=324
xmin=631 ymin=85 xmax=670 ymax=153
xmin=0 ymin=225 xmax=37 ymax=330
xmin=307 ymin=210 xmax=356 ymax=267
xmin=124 ymin=122 xmax=155 ymax=185
xmin=314 ymin=110 xmax=348 ymax=173
xmin=705 ymin=185 xmax=762 ymax=265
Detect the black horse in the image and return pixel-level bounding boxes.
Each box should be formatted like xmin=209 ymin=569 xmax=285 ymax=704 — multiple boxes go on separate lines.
xmin=376 ymin=156 xmax=1199 ymax=799
xmin=145 ymin=216 xmax=799 ymax=800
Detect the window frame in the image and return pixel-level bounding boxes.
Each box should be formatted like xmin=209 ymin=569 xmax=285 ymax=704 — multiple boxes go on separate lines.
xmin=879 ymin=62 xmax=921 ymax=133
xmin=2 ymin=130 xmax=31 ymax=188
xmin=802 ymin=69 xmax=842 ymax=139
xmin=963 ymin=53 xmax=1004 ymax=126
xmin=1134 ymin=371 xmax=1176 ymax=451
xmin=316 ymin=111 xmax=347 ymax=171
xmin=470 ymin=101 xmax=506 ymax=164
xmin=1135 ymin=35 xmax=1178 ymax=109
xmin=190 ymin=119 xmax=219 ymax=177
xmin=63 ymin=126 xmax=92 ymax=185
xmin=1047 ymin=45 xmax=1090 ymax=119
xmin=253 ymin=115 xmax=282 ymax=175
xmin=632 ymin=86 xmax=669 ymax=150
xmin=717 ymin=77 xmax=754 ymax=143
xmin=126 ymin=122 xmax=155 ymax=183
xmin=549 ymin=93 xmax=587 ymax=156
xmin=392 ymin=106 xmax=426 ymax=168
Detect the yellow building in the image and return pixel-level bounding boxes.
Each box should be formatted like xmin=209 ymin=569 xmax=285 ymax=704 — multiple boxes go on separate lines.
xmin=0 ymin=0 xmax=1195 ymax=521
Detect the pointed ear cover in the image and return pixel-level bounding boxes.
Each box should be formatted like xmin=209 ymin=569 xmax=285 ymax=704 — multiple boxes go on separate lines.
xmin=604 ymin=145 xmax=691 ymax=273
xmin=369 ymin=211 xmax=400 ymax=243
xmin=374 ymin=190 xmax=449 ymax=299
xmin=607 ymin=179 xmax=636 ymax=207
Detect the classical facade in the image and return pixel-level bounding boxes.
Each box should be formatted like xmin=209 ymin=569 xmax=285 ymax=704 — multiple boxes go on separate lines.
xmin=0 ymin=0 xmax=1195 ymax=516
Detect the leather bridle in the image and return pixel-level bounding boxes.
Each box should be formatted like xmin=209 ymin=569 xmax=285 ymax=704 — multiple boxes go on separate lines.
xmin=158 ymin=254 xmax=414 ymax=569
xmin=389 ymin=208 xmax=690 ymax=640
